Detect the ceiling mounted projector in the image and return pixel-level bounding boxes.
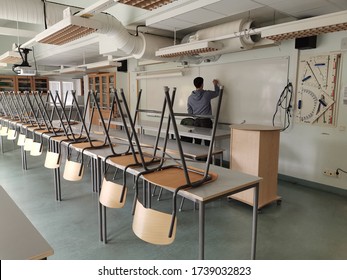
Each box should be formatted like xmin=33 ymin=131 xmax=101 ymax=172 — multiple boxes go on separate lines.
xmin=14 ymin=66 xmax=37 ymax=76
xmin=12 ymin=47 xmax=36 ymax=76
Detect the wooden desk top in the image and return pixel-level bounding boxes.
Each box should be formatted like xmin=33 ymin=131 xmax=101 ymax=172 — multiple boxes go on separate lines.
xmin=0 ymin=186 xmax=54 ymax=260
xmin=231 ymin=124 xmax=282 ymax=131
xmin=175 ymin=161 xmax=262 ymax=202
xmin=104 ymin=159 xmax=262 ymax=203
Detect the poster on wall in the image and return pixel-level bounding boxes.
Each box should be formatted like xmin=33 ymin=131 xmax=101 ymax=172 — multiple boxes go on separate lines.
xmin=295 ymin=52 xmax=341 ymax=126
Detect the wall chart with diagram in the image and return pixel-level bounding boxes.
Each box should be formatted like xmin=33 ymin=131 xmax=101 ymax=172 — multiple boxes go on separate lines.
xmin=295 ymin=53 xmax=341 ymax=126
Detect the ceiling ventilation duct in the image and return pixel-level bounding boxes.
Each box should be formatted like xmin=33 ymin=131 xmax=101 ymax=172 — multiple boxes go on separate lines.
xmin=0 ymin=0 xmax=174 ymax=62
xmin=156 ymin=19 xmax=260 ymax=60
xmin=33 ymin=13 xmax=174 ymax=61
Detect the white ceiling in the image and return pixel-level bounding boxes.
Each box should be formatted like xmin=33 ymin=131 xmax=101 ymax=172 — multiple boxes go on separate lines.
xmin=0 ymin=0 xmax=347 ymax=73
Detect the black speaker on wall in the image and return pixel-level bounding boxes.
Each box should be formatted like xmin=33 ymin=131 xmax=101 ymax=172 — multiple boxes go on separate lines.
xmin=117 ymin=60 xmax=128 ymax=72
xmin=295 ymin=35 xmax=317 ymax=50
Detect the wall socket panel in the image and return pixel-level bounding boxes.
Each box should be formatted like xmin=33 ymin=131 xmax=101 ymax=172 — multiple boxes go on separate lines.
xmin=323 ymin=169 xmax=338 ymax=177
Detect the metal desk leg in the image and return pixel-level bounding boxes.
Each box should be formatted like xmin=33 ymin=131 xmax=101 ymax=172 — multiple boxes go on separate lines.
xmin=91 ymin=158 xmax=95 ymax=192
xmin=54 ymin=167 xmax=61 ymax=201
xmin=102 ymin=205 xmax=107 ymax=243
xmin=53 ymin=141 xmax=61 ymax=201
xmin=198 ymin=200 xmax=205 ymax=260
xmin=22 ymin=147 xmax=27 ymax=170
xmin=0 ymin=136 xmax=3 ymax=154
xmin=96 ymin=157 xmax=105 ymax=243
xmin=251 ymin=183 xmax=259 ymax=260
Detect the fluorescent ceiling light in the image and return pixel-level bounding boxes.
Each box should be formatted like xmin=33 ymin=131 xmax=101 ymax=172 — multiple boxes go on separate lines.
xmin=60 ymin=66 xmax=87 ymax=74
xmin=42 ymin=70 xmax=60 ymax=76
xmin=156 ymin=41 xmax=223 ymax=58
xmin=136 ymin=71 xmax=183 ymax=80
xmin=0 ymin=51 xmax=22 ymax=64
xmin=261 ymin=10 xmax=347 ymax=41
xmin=117 ymin=0 xmax=177 ymax=11
xmin=85 ymin=60 xmax=121 ymax=70
xmin=35 ymin=16 xmax=100 ymax=45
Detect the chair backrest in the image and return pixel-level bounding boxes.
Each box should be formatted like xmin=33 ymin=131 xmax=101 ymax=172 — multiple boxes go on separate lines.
xmin=132 ymin=199 xmax=176 ymax=245
xmin=164 ymin=85 xmax=224 ymax=184
xmin=48 ymin=90 xmax=75 ymax=139
xmin=114 ymin=87 xmax=176 ymax=171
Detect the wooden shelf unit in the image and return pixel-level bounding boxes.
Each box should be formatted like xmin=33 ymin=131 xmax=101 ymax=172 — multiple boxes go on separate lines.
xmin=229 ymin=124 xmax=281 ymax=209
xmin=0 ymin=75 xmax=48 ymax=92
xmin=33 ymin=77 xmax=49 ymax=92
xmin=0 ymin=76 xmax=15 ymax=91
xmin=88 ymin=72 xmax=117 ymax=125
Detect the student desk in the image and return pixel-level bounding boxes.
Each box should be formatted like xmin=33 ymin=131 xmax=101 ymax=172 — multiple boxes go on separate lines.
xmin=0 ymin=185 xmax=54 ymax=260
xmin=101 ymin=159 xmax=262 ymax=260
xmin=102 ymin=121 xmax=225 ymax=164
xmin=105 ymin=118 xmax=230 ymax=143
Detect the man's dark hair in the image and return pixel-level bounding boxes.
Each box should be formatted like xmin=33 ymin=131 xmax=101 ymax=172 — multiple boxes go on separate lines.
xmin=193 ymin=77 xmax=204 ymax=88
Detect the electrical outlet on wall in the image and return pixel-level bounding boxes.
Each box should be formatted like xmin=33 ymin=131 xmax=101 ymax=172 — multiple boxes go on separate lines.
xmin=323 ymin=169 xmax=338 ymax=177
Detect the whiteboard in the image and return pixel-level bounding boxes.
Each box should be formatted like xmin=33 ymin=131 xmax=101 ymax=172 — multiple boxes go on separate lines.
xmin=140 ymin=57 xmax=289 ymax=125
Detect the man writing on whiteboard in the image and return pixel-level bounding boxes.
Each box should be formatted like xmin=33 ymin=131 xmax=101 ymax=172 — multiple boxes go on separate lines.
xmin=187 ymin=77 xmax=220 ymax=145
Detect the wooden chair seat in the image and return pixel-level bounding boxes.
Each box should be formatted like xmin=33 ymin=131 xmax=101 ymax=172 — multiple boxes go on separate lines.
xmin=132 ymin=199 xmax=177 ymax=245
xmin=70 ymin=140 xmax=106 ymax=149
xmin=143 ymin=165 xmax=218 ymax=191
xmin=108 ymin=153 xmax=155 ymax=166
xmin=34 ymin=128 xmax=64 ymax=135
xmin=50 ymin=135 xmax=74 ymax=141
xmin=25 ymin=125 xmax=42 ymax=131
xmin=52 ymin=135 xmax=86 ymax=141
xmin=21 ymin=124 xmax=37 ymax=128
xmin=30 ymin=129 xmax=50 ymax=134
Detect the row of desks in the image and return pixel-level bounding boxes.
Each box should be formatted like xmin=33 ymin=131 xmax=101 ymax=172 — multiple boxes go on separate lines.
xmin=1 ymin=118 xmax=261 ymax=260
xmin=105 ymin=118 xmax=231 ymax=142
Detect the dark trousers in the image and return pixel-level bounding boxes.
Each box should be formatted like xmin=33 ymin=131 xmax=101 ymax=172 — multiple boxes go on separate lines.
xmin=181 ymin=118 xmax=212 ymax=146
xmin=194 ymin=118 xmax=212 ymax=146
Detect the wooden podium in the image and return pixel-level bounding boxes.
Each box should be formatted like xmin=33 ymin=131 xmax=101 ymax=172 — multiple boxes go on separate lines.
xmin=229 ymin=124 xmax=281 ymax=209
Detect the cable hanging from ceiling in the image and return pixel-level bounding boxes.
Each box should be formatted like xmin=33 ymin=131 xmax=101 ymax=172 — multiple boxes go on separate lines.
xmin=272 ymin=82 xmax=293 ymax=131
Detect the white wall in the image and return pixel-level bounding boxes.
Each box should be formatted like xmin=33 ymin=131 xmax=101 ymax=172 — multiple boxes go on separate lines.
xmin=279 ymin=31 xmax=347 ymax=190
xmin=129 ymin=30 xmax=347 ymax=191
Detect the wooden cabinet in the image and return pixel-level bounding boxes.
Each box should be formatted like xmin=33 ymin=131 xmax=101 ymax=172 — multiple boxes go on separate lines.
xmin=0 ymin=75 xmax=48 ymax=92
xmin=0 ymin=76 xmax=15 ymax=91
xmin=16 ymin=76 xmax=48 ymax=92
xmin=229 ymin=124 xmax=281 ymax=209
xmin=16 ymin=76 xmax=33 ymax=91
xmin=33 ymin=77 xmax=49 ymax=92
xmin=88 ymin=72 xmax=116 ymax=125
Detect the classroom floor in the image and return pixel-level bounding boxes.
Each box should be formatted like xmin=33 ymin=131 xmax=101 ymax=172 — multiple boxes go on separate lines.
xmin=1 ymin=139 xmax=347 ymax=260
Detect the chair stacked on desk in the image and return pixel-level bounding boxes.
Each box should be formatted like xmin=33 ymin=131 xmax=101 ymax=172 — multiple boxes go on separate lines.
xmin=43 ymin=89 xmax=113 ymax=200
xmin=98 ymin=88 xmax=173 ymax=243
xmin=100 ymin=85 xmax=223 ymax=245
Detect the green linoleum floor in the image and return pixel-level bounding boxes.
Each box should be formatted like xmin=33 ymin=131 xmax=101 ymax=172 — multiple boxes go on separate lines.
xmin=1 ymin=140 xmax=347 ymax=260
